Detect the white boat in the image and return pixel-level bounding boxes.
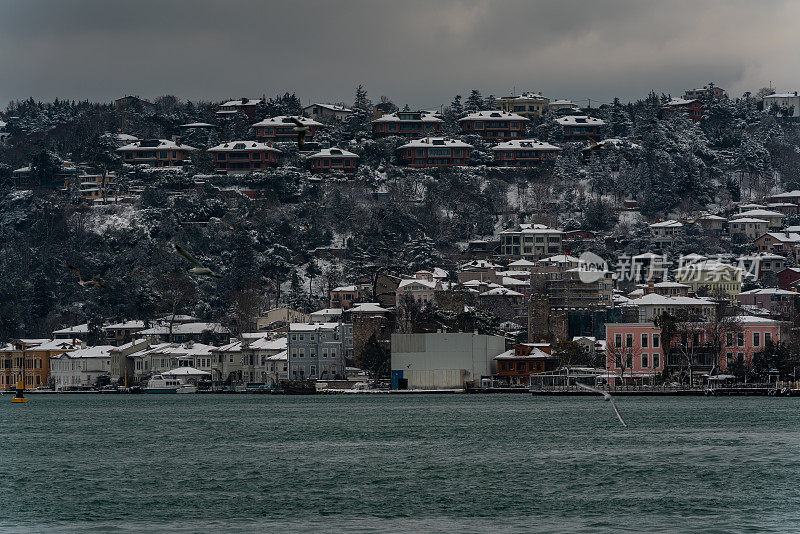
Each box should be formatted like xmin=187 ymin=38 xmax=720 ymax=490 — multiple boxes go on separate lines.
xmin=175 ymin=384 xmax=197 ymax=394
xmin=143 ymin=374 xmax=185 ymax=393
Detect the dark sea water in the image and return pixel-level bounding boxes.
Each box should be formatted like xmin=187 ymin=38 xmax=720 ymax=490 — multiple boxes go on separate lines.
xmin=1 ymin=394 xmax=798 ymax=533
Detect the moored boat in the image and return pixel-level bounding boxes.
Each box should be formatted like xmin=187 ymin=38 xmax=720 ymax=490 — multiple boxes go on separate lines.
xmin=143 ymin=374 xmax=184 ymax=393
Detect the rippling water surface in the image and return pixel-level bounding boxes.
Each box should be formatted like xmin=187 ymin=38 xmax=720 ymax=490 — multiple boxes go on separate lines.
xmin=1 ymin=394 xmax=798 ymax=533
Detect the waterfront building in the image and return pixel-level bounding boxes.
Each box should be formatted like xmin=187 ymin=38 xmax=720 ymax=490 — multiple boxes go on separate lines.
xmin=390 ymin=332 xmax=506 ymax=389
xmin=51 ymin=345 xmax=115 ymax=389
xmin=287 ymin=322 xmax=352 ymax=381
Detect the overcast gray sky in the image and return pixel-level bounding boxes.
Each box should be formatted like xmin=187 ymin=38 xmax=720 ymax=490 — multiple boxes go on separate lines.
xmin=1 ymin=0 xmax=798 ymax=109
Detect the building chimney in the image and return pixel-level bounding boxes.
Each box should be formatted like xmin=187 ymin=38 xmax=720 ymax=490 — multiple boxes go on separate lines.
xmin=647 ymin=280 xmax=655 ymax=294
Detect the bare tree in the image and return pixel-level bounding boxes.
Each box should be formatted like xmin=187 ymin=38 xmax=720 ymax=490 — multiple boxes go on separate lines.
xmin=606 ymin=333 xmax=641 ymax=385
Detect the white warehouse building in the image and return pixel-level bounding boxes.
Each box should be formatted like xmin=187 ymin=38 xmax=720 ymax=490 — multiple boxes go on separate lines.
xmin=390 ymin=333 xmax=506 ymax=390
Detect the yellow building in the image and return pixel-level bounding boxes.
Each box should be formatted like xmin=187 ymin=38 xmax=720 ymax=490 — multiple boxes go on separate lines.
xmin=0 ymin=338 xmax=82 ymax=390
xmin=674 ymin=260 xmax=743 ymax=301
xmin=496 ymin=92 xmax=550 ymax=118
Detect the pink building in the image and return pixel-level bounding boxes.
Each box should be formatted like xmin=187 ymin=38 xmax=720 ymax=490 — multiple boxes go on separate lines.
xmin=395 ymin=272 xmax=440 ymax=307
xmin=605 ymin=323 xmax=665 ymax=384
xmin=329 ymin=285 xmax=360 ymax=309
xmin=605 ymin=317 xmax=782 ymax=384
xmin=308 ymin=148 xmax=359 ymax=174
xmin=252 ymin=116 xmax=323 ymax=143
xmin=396 ymin=137 xmax=473 ymax=168
xmin=207 ymin=141 xmax=281 ymax=173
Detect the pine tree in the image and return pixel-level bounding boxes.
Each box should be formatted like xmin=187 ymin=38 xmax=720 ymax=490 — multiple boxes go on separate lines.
xmin=466 ymin=89 xmax=484 ymax=112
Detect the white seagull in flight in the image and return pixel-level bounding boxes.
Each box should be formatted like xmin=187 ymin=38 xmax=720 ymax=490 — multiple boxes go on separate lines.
xmin=578 ymin=383 xmax=627 ymax=428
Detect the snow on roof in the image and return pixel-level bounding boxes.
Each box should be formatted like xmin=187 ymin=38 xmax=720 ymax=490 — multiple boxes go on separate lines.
xmin=480 ymin=287 xmax=523 ymax=297
xmin=541 ymin=254 xmax=580 ymax=263
xmin=138 ymin=322 xmax=230 ymax=335
xmin=220 ymin=99 xmax=262 ymax=107
xmin=697 ymin=213 xmax=726 ymax=221
xmin=649 ymin=220 xmax=683 ymax=228
xmin=496 ymin=270 xmax=531 ymax=278
xmin=654 ymin=281 xmax=689 ymax=288
xmin=103 ymin=320 xmax=146 ymax=330
xmin=494 ymin=347 xmax=552 ymax=360
xmin=180 ymin=122 xmax=216 ymax=128
xmin=762 ymin=232 xmax=800 ymax=242
xmin=117 ymin=139 xmax=197 ymax=151
xmin=732 ymin=315 xmax=782 ymax=324
xmin=251 ymin=115 xmax=323 ymax=127
xmin=632 ymin=293 xmax=715 ymax=306
xmin=733 ymin=209 xmax=785 ymax=219
xmin=763 ymin=93 xmax=799 ymax=99
xmin=159 ymin=314 xmax=201 ymax=322
xmin=459 ymin=110 xmax=529 ymax=122
xmin=501 ymin=223 xmax=562 ymax=235
xmin=508 ymin=259 xmax=537 ymax=267
xmin=332 ymin=285 xmax=359 ymax=292
xmin=371 ymin=111 xmax=444 ymax=123
xmin=675 ymin=259 xmax=743 ymax=273
xmin=738 ymin=253 xmax=786 ymax=261
xmin=52 ymin=323 xmax=90 ymax=334
xmin=664 ymin=98 xmax=699 ymax=106
xmin=349 ymin=303 xmax=389 ymax=313
xmin=729 ymin=217 xmax=769 ymax=223
xmin=501 ymin=276 xmax=528 ymax=286
xmin=308 ymin=148 xmax=359 ymax=159
xmin=555 ymin=115 xmax=606 ymax=126
xmin=398 ymin=278 xmax=437 ymax=289
xmin=304 ymin=103 xmax=353 ymax=113
xmin=499 ymin=92 xmax=549 ymax=102
xmin=53 ymin=345 xmax=115 ymax=359
xmin=492 ymin=139 xmax=561 ymax=151
xmin=289 ymin=322 xmax=341 ymax=332
xmin=550 ymin=99 xmax=579 ymax=106
xmin=771 ymin=190 xmax=800 ymax=198
xmin=310 ymin=308 xmax=343 ymax=316
xmin=208 ymin=141 xmax=281 ymax=152
xmin=397 ymin=137 xmax=473 ymax=149
xmin=738 ymin=288 xmax=797 ymax=296
xmin=162 ymin=366 xmax=211 ymax=376
xmin=31 ymin=339 xmax=83 ymax=351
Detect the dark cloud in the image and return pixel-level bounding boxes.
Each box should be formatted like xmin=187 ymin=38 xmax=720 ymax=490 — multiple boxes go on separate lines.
xmin=0 ymin=0 xmax=797 ymax=108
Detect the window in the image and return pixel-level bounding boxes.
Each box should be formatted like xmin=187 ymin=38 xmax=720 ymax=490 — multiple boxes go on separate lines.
xmin=753 ymin=333 xmax=760 ymax=347
xmin=625 ymin=334 xmax=633 ymax=348
xmin=652 ymin=354 xmax=660 ymax=369
xmin=641 ymin=354 xmax=649 ymax=368
xmin=641 ymin=333 xmax=649 ymax=348
xmin=737 ymin=332 xmax=745 ymax=348
xmin=614 ymin=334 xmax=622 ymax=347
xmin=765 ymin=332 xmax=772 ymax=345
xmin=726 ymin=332 xmax=733 ymax=347
xmin=625 ymin=354 xmax=633 ymax=368
xmin=653 ymin=334 xmax=660 ymax=348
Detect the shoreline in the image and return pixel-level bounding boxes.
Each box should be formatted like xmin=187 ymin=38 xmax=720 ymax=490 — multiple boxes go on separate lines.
xmin=12 ymin=387 xmax=800 ymax=397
